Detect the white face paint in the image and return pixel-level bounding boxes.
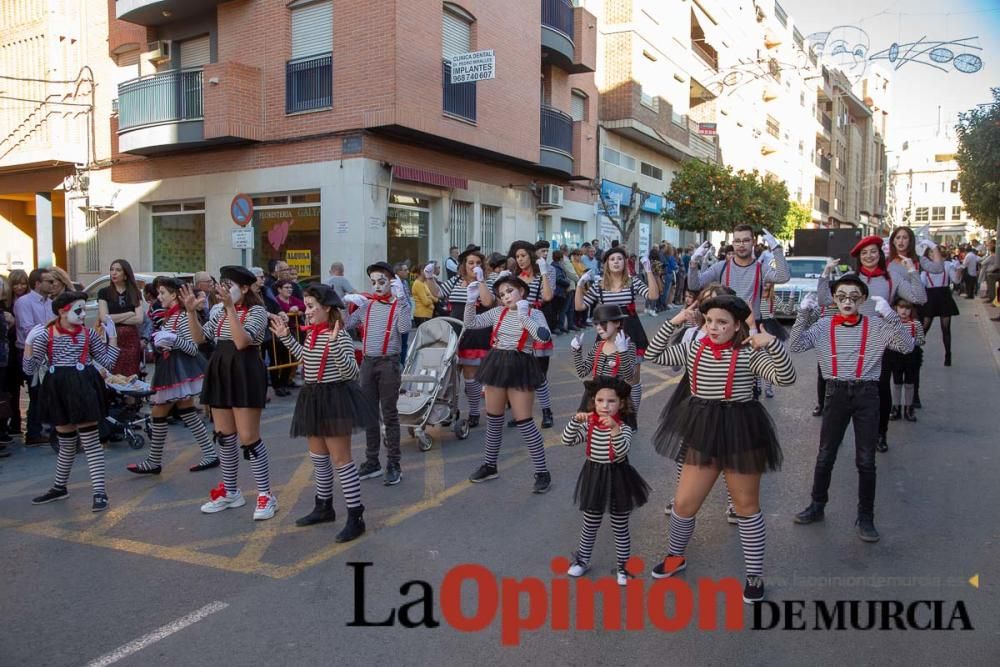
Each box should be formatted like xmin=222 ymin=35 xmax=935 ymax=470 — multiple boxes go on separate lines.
xmin=65 ymin=300 xmax=86 ymax=325
xmin=595 ymin=319 xmax=620 ymax=341
xmin=229 ymin=284 xmax=243 ymax=303
xmin=369 ymin=272 xmax=391 ymax=296
xmin=833 ymin=287 xmax=865 ymax=316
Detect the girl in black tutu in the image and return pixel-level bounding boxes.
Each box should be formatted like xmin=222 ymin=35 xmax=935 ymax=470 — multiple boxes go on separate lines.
xmin=574 ymin=246 xmax=658 ymax=418
xmin=25 ymin=291 xmax=120 ymax=512
xmin=645 ymin=295 xmax=796 ymax=604
xmin=127 ymin=278 xmax=218 ymax=475
xmin=181 ymin=266 xmax=276 ymax=521
xmin=562 ymin=377 xmax=649 ymax=585
xmin=269 ymin=284 xmax=376 ymax=542
xmin=569 ymin=304 xmax=636 ymax=427
xmin=464 ymin=274 xmax=553 ymax=493
xmin=919 ymin=244 xmax=960 ymax=368
xmin=440 ymin=247 xmax=494 ymax=427
xmin=509 ymin=240 xmax=555 ymax=428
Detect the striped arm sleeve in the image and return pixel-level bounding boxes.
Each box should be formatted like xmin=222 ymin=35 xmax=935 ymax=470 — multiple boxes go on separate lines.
xmin=612 ymin=425 xmax=632 ymax=459
xmin=90 ymin=328 xmax=120 ymax=369
xmin=561 ymin=419 xmax=585 ymax=447
xmin=645 ymin=321 xmax=689 ymax=367
xmin=789 ymin=308 xmax=820 ymax=353
xmin=748 ymin=339 xmax=796 ymax=386
xmin=572 ymin=345 xmax=590 ymax=379
xmin=329 ymin=331 xmax=359 ymax=379
xmin=279 ymin=333 xmax=305 ymax=361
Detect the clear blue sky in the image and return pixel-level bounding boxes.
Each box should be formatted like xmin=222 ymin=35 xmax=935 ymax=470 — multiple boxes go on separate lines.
xmin=780 ymin=0 xmax=999 ymax=149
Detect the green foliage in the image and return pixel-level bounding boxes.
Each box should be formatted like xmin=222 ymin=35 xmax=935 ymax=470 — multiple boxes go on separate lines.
xmin=956 ymin=88 xmax=1000 ymax=231
xmin=779 ymin=201 xmax=813 ymax=240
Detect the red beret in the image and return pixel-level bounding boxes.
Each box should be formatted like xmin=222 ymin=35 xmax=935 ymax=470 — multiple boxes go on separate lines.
xmin=850 ymin=235 xmax=884 ymax=258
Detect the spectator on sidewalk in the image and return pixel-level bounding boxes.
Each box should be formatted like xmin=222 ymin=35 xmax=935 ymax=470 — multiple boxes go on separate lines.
xmin=13 ymin=268 xmax=54 ymax=445
xmin=961 ymin=244 xmax=980 ymax=299
xmin=326 ymin=262 xmax=355 ymax=300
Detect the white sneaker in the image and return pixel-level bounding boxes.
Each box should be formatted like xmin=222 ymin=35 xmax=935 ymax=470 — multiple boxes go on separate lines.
xmin=567 ymin=559 xmax=591 ymax=577
xmin=617 ymin=565 xmax=635 ymax=586
xmin=201 ymin=487 xmax=246 ymax=513
xmin=253 ymin=493 xmax=278 ymax=520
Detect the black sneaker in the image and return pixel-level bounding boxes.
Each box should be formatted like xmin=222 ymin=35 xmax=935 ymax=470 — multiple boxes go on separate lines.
xmin=469 ymin=463 xmax=498 ymax=483
xmin=541 ymin=409 xmax=554 ymax=429
xmin=793 ymin=502 xmax=825 ymax=524
xmin=811 ymin=405 xmax=823 ymax=417
xmin=358 ymin=460 xmax=382 ymax=480
xmin=467 ymin=414 xmax=480 ymax=428
xmin=856 ymin=516 xmax=880 ymax=542
xmin=651 ymin=554 xmax=687 ymax=579
xmin=743 ymin=575 xmax=765 ymax=604
xmin=32 ymin=486 xmax=69 ymax=505
xmin=383 ymin=462 xmax=402 ymax=486
xmin=532 ymin=471 xmax=552 ymax=494
xmin=888 ymin=406 xmax=902 ymax=421
xmin=92 ymin=493 xmax=109 ymax=513
xmin=876 ymin=434 xmax=888 ymax=453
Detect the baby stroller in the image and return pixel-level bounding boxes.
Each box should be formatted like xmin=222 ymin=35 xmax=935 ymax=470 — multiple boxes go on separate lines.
xmin=397 ymin=317 xmax=469 ymax=451
xmin=49 ymin=375 xmax=153 ymax=453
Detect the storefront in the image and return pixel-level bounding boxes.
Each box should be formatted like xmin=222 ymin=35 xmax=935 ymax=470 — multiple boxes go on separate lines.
xmin=387 ymin=193 xmax=430 ymax=268
xmin=251 ymin=192 xmax=321 ymax=279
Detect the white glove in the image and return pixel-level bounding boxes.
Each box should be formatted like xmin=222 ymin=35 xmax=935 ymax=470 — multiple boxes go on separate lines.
xmin=536 ymin=258 xmax=548 ymax=275
xmin=153 ymin=330 xmax=177 ymax=350
xmin=871 ymin=295 xmax=893 ymax=318
xmin=472 ymin=266 xmax=484 ymax=282
xmin=465 ymin=282 xmax=480 ymax=302
xmin=798 ymin=293 xmax=818 ymax=312
xmin=102 ymin=316 xmax=117 ymax=339
xmin=762 ymin=228 xmax=779 ymax=250
xmin=497 ymin=270 xmax=511 ymax=280
xmin=579 ymin=270 xmax=594 ymax=285
xmin=516 ymin=300 xmax=530 ymax=317
xmin=570 ymin=333 xmax=583 ymax=351
xmin=640 ymin=256 xmax=652 ymax=273
xmin=423 ymin=263 xmax=435 ymax=277
xmin=25 ymin=323 xmax=45 ymax=347
xmin=343 ymin=293 xmax=368 ymax=307
xmin=614 ymin=331 xmax=629 ymax=353
xmin=692 ymin=241 xmax=711 ymax=261
xmin=390 ymin=278 xmax=405 ymax=300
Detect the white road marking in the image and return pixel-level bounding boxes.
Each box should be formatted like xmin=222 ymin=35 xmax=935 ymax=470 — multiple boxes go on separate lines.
xmin=83 ymin=601 xmax=229 ymax=667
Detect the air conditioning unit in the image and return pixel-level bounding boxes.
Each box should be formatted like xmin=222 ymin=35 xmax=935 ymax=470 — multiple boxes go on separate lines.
xmin=147 ymin=40 xmax=172 ymax=64
xmin=539 ymin=184 xmax=564 ymax=209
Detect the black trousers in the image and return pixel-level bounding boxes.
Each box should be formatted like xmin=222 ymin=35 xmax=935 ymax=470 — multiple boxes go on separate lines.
xmin=815 ymin=364 xmax=826 ymax=408
xmin=963 ymin=274 xmax=977 ymax=298
xmin=811 ymin=380 xmax=879 ymax=517
xmin=877 ymin=359 xmax=891 ymax=436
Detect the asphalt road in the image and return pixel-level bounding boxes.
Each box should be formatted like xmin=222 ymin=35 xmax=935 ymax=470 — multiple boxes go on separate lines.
xmin=1 ymin=301 xmax=997 ymax=666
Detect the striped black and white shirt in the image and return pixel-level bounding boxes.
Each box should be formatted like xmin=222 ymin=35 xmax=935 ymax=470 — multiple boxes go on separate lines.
xmin=344 ymin=297 xmax=412 ymax=357
xmin=687 ymin=249 xmax=791 ymax=319
xmin=24 ymin=327 xmax=119 ymax=374
xmin=158 ymin=309 xmax=199 ymax=357
xmin=441 ymin=275 xmax=495 ymax=306
xmin=203 ymin=304 xmax=269 ymax=345
xmin=579 ymin=276 xmax=649 ymax=311
xmin=562 ymin=418 xmax=633 ymax=463
xmin=817 ymin=263 xmax=927 ymax=312
xmin=646 ymin=322 xmax=796 ymax=400
xmin=572 ymin=340 xmax=637 ymax=382
xmin=518 ymin=272 xmax=547 ymax=305
xmin=790 ymin=310 xmax=913 ymax=380
xmin=280 ymin=329 xmax=359 ymax=383
xmin=464 ymin=303 xmax=550 ymax=352
xmin=900 ymin=318 xmax=926 ymax=348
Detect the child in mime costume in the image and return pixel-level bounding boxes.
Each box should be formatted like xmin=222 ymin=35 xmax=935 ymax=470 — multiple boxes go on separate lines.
xmin=569 ymin=304 xmax=637 ymax=427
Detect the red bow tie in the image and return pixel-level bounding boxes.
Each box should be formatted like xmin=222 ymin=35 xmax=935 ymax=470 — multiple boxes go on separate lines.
xmin=365 ymin=293 xmax=393 ymax=303
xmin=588 ymin=412 xmax=623 ymax=429
xmin=832 ymin=314 xmax=860 ymax=327
xmin=301 ymin=322 xmax=329 ymax=348
xmin=702 ymin=338 xmax=734 ymax=361
xmin=859 ymin=266 xmax=886 ymax=279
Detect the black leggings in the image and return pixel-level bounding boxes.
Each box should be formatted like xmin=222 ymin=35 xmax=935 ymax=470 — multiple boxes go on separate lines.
xmin=878 ymin=360 xmax=892 ymax=436
xmin=922 ymin=316 xmax=951 ymax=357
xmin=815 ymin=364 xmax=826 ymax=408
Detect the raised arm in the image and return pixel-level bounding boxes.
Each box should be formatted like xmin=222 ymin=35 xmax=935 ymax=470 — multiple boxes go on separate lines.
xmin=561 ymin=418 xmax=585 ymax=447
xmin=747 ymin=339 xmax=796 ymax=386
xmin=463 ymin=301 xmax=497 ymax=330
xmin=572 ymin=343 xmax=590 ymax=379
xmin=644 ymin=320 xmax=690 ymax=368
xmin=611 ymin=425 xmax=633 ymax=459
xmin=89 ymin=328 xmax=120 ymax=370
xmin=880 ymin=312 xmax=915 ymax=355
xmin=789 ymin=303 xmax=821 ymax=353
xmin=763 ymin=246 xmax=791 ymax=285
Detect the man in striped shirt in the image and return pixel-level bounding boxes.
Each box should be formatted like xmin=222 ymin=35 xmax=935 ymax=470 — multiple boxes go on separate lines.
xmin=789 ymin=274 xmax=913 ymax=543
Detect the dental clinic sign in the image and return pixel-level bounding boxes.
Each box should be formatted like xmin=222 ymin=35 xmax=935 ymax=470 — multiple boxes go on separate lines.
xmin=450 ymin=50 xmax=496 ymax=83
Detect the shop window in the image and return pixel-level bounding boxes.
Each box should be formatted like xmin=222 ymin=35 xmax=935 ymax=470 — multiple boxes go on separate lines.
xmin=252 ymin=192 xmax=322 ymax=280
xmin=151 ymin=200 xmax=206 ymax=273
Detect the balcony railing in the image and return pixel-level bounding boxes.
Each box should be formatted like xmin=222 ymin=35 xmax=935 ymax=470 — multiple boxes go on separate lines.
xmin=817 ymin=155 xmax=831 ymax=174
xmin=541 ymin=0 xmax=574 ymax=40
xmin=286 ymin=53 xmax=332 ymax=114
xmin=540 ymin=104 xmax=572 ymax=154
xmin=118 ymin=68 xmax=203 ymax=131
xmin=442 ymin=61 xmax=477 ymax=121
xmin=818 ymin=198 xmax=830 ymax=214
xmin=774 ymin=1 xmax=788 ymax=27
xmin=766 ymin=116 xmax=780 ymax=139
xmin=820 ymin=113 xmax=832 ymax=134
xmin=692 ymin=41 xmax=718 ymax=71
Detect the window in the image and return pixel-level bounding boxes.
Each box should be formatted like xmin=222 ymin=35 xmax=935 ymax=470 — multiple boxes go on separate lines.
xmin=481 ymin=204 xmax=501 ymax=251
xmin=251 ymin=193 xmax=321 ymax=277
xmin=941 ymin=181 xmax=946 ymax=193
xmin=798 ymin=140 xmax=804 ymax=155
xmin=442 ymin=5 xmax=476 ymax=121
xmin=639 ymin=52 xmax=659 ymax=110
xmin=641 ymin=162 xmax=663 ymax=180
xmin=915 ymin=207 xmax=929 ymax=222
xmin=449 ymin=200 xmax=472 ymax=249
xmin=640 ymin=85 xmax=659 ymax=111
xmin=602 ymin=146 xmax=636 ymax=171
xmin=766 ymin=115 xmax=779 ymax=139
xmin=931 ymin=206 xmax=945 ymax=222
xmin=536 ymin=215 xmax=548 ymax=242
xmin=952 ymin=206 xmax=962 ymax=220
xmin=84 ymin=210 xmax=100 ymax=272
xmin=388 ymin=195 xmax=430 ymax=267
xmin=287 ymin=0 xmax=333 ymax=113
xmin=570 ymin=90 xmax=587 ymax=122
xmin=179 ymin=35 xmax=211 ymax=69
xmin=561 ymin=219 xmax=584 ymax=248
xmin=152 ymin=200 xmax=206 ymax=273
xmin=950 ymin=179 xmax=959 ymax=193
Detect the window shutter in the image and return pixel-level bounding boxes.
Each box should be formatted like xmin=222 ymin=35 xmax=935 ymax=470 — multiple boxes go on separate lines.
xmin=570 ymin=92 xmax=586 ymax=121
xmin=291 ymin=0 xmax=333 ymax=60
xmin=442 ymin=10 xmax=471 ymax=61
xmin=179 ymin=35 xmax=211 ymax=68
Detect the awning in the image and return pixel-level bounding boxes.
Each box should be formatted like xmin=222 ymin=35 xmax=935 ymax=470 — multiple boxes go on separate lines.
xmin=392 ymin=166 xmax=467 ymax=190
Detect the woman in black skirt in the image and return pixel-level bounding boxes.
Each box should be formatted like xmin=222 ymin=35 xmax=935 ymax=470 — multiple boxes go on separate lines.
xmin=919 ymin=244 xmax=960 ymax=367
xmin=644 ymin=295 xmax=796 ymax=604
xmin=270 ymin=284 xmax=377 ymax=542
xmin=127 ymin=278 xmax=218 ymax=475
xmin=569 ymin=304 xmax=636 ymax=427
xmin=561 ymin=376 xmax=649 ymax=585
xmin=25 ymin=291 xmax=120 ymax=511
xmin=509 ymin=240 xmax=555 ymax=427
xmin=463 ymin=274 xmax=553 ymax=493
xmin=181 ymin=266 xmax=275 ymax=521
xmin=440 ymin=247 xmax=494 ymax=427
xmin=574 ymin=246 xmax=658 ymax=420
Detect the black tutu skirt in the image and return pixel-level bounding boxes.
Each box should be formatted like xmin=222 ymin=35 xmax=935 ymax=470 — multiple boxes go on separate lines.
xmin=151 ymin=350 xmax=207 ymax=404
xmin=652 ymin=396 xmax=783 ymax=473
xmin=574 ymin=458 xmax=650 ymax=513
xmin=622 ymin=314 xmax=649 ymax=353
xmin=653 ymin=371 xmax=692 ymax=456
xmin=920 ymin=286 xmax=960 ymax=318
xmin=201 ymin=341 xmax=268 ymax=409
xmin=40 ymin=366 xmax=108 ymax=426
xmin=577 ymin=387 xmax=637 ymax=429
xmin=291 ymin=380 xmax=379 ymax=437
xmin=476 ymin=349 xmax=544 ymax=390
xmin=759 ymin=318 xmax=789 ymax=341
xmin=452 ymin=303 xmax=491 ymax=366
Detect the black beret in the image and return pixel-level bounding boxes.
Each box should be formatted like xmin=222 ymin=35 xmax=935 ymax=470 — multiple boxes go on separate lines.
xmin=366 ymin=262 xmax=395 ymax=279
xmin=457 ymin=246 xmax=484 ymax=265
xmin=592 ymin=303 xmax=628 ymax=322
xmin=492 ymin=274 xmax=530 ymax=297
xmin=829 ymin=273 xmax=870 ymax=298
xmin=602 ymin=246 xmax=628 ymax=264
xmin=507 ymin=240 xmax=537 ymax=259
xmin=699 ymin=295 xmax=751 ymax=322
xmin=303 ymin=283 xmax=344 ymax=309
xmin=219 ymin=265 xmax=256 ymax=287
xmin=583 ymin=376 xmax=631 ymax=400
xmin=51 ymin=290 xmax=88 ymax=315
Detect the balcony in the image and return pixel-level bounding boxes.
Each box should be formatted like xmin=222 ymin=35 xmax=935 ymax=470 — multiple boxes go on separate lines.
xmin=539 ymin=105 xmax=573 ymax=175
xmin=818 ymin=113 xmax=832 ymax=136
xmin=541 ymin=0 xmax=595 ymax=73
xmin=816 ymin=155 xmax=831 ymax=179
xmin=442 ymin=61 xmax=476 ymax=122
xmin=286 ymin=54 xmax=332 ymax=114
xmin=818 ymin=198 xmax=830 ymax=215
xmin=692 ymin=41 xmax=718 ymax=72
xmin=116 ymin=0 xmax=229 ymax=26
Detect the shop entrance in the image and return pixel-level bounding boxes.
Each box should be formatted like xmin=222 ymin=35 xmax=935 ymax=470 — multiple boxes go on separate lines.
xmin=387 ymin=194 xmax=429 ymax=267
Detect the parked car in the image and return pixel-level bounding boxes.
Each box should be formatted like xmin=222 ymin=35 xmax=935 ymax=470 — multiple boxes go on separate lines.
xmin=772 ymin=256 xmax=840 ymax=321
xmin=82 ymin=272 xmax=193 ymax=328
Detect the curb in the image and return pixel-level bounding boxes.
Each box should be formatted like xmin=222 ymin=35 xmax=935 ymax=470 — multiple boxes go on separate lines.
xmin=972 ymin=297 xmax=1000 ymax=377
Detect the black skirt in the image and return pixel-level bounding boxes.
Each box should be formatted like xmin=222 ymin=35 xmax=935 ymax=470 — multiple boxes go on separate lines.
xmin=920 ymin=286 xmax=960 ymax=318
xmin=622 ymin=314 xmax=649 ymax=353
xmin=291 ymin=380 xmax=379 ymax=437
xmin=201 ymin=341 xmax=268 ymax=409
xmin=451 ymin=302 xmax=491 ymax=365
xmin=759 ymin=318 xmax=790 ymax=341
xmin=573 ymin=458 xmax=650 ymax=513
xmin=476 ymin=348 xmax=545 ymax=390
xmin=151 ymin=350 xmax=207 ymax=404
xmin=652 ymin=395 xmax=783 ymax=474
xmin=40 ymin=366 xmax=108 ymax=426
xmin=652 ymin=370 xmax=692 ymax=456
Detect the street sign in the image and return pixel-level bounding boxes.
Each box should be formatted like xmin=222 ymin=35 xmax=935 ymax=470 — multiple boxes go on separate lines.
xmin=698 ymin=123 xmax=717 ymax=136
xmin=232 ymin=226 xmax=254 ymax=250
xmin=450 ymin=50 xmax=496 ymax=83
xmin=230 ymin=193 xmax=254 ymax=227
